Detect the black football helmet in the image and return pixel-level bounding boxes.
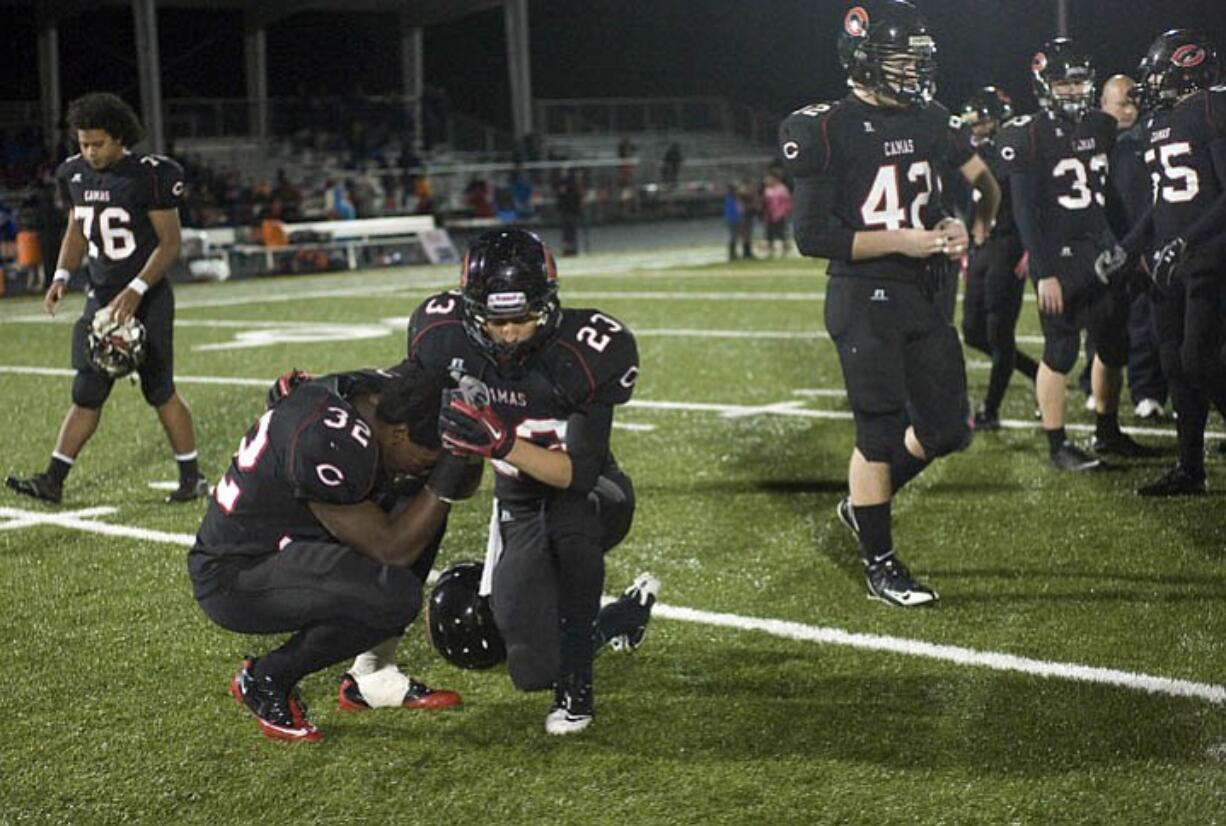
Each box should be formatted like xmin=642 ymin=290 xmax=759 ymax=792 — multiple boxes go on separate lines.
xmin=427 ymin=561 xmax=506 ymax=670
xmin=961 ymin=86 xmax=1014 ymax=125
xmin=1136 ymin=29 xmax=1219 ymax=112
xmin=460 ymin=229 xmax=561 ymax=366
xmin=1031 ymin=38 xmax=1095 ymax=121
xmin=87 ymin=309 xmax=146 ymax=378
xmin=837 ymin=0 xmax=937 ymax=108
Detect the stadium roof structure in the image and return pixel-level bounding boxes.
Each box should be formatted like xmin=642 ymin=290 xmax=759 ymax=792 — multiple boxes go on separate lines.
xmin=20 ymin=0 xmax=531 ymax=152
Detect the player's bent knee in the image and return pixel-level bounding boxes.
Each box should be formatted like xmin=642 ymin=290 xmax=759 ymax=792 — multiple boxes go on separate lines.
xmin=72 ymin=370 xmax=113 ymax=409
xmin=141 ymin=378 xmax=175 ymax=407
xmin=506 ymin=645 xmax=559 ymax=692
xmin=854 ymin=410 xmax=906 ymax=463
xmin=366 ymin=569 xmax=423 ymax=632
xmin=923 ymin=419 xmax=973 ymax=458
xmin=1042 ymin=337 xmax=1078 ymax=376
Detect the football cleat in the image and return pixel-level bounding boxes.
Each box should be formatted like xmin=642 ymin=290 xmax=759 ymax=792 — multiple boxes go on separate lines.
xmin=165 ymin=476 xmax=209 ymax=504
xmin=972 ymin=405 xmax=1002 ymax=431
xmin=229 ymin=657 xmax=321 ymax=743
xmin=865 ymin=557 xmax=939 ymax=608
xmin=1133 ymin=398 xmax=1166 ymax=420
xmin=1090 ymin=432 xmax=1161 ymax=458
xmin=1136 ymin=464 xmax=1207 ymax=497
xmin=5 ymin=473 xmax=62 ymax=504
xmin=337 ymin=673 xmax=461 ymax=711
xmin=604 ymin=572 xmax=660 ymax=653
xmin=1050 ymin=441 xmax=1102 ymax=472
xmin=835 ymin=497 xmax=860 ymax=543
xmin=545 ymin=676 xmax=594 ymax=735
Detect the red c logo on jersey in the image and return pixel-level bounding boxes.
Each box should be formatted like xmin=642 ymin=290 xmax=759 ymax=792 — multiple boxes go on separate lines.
xmin=844 ymin=6 xmax=869 ymax=37
xmin=1171 ymin=44 xmax=1206 ymax=68
xmin=1031 ymin=52 xmax=1047 ymax=74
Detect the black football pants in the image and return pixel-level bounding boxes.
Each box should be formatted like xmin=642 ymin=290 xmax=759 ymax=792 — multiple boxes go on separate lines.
xmin=961 ymin=234 xmax=1037 ymax=414
xmin=189 ymin=530 xmax=442 ymax=690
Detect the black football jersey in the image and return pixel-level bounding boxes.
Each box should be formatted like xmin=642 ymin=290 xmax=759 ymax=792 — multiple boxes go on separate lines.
xmin=1140 ymin=87 xmax=1226 ymax=249
xmin=195 ymin=383 xmax=380 ymax=554
xmin=407 ymin=291 xmax=638 ymax=501
xmin=779 ymin=94 xmax=976 ymax=280
xmin=977 ymin=138 xmax=1015 ymax=238
xmin=55 ymin=151 xmax=186 ymax=298
xmin=997 ymin=110 xmax=1116 ymax=245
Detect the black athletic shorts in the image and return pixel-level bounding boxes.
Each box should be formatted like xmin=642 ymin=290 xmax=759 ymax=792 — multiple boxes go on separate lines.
xmin=71 ymin=281 xmax=177 ymax=405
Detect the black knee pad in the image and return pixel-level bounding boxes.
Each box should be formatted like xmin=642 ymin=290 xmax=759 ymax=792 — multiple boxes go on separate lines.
xmin=141 ymin=377 xmax=175 ymax=407
xmin=506 ymin=644 xmax=560 ymax=692
xmin=921 ymin=415 xmax=974 ymax=458
xmin=72 ymin=370 xmax=113 ymax=409
xmin=1042 ymin=330 xmax=1079 ymax=375
xmin=368 ymin=568 xmax=423 ymax=633
xmin=587 ymin=471 xmax=636 ymax=552
xmin=854 ymin=409 xmax=907 ymax=463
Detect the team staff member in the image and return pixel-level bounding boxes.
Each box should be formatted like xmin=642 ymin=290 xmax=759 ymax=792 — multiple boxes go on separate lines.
xmin=781 ymin=0 xmax=1000 ymax=607
xmin=5 ymin=92 xmax=206 ymax=505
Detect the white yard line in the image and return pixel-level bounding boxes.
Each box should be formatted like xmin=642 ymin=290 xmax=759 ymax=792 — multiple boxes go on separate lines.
xmin=1 ymin=366 xmax=1219 ymax=440
xmin=0 ymin=502 xmax=1219 ymax=706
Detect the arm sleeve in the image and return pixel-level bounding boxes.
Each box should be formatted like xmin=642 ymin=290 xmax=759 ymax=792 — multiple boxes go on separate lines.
xmin=1182 ymin=138 xmax=1226 ymax=248
xmin=152 ymin=160 xmax=187 ymax=210
xmin=1119 ymin=203 xmax=1155 ymax=257
xmin=791 ymin=176 xmax=855 ymax=261
xmin=1009 ymin=169 xmax=1058 ymax=281
xmin=564 ymin=404 xmax=614 ymax=494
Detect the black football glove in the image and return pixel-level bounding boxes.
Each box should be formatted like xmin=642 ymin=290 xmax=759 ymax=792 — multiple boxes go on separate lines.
xmin=266 ymin=368 xmax=313 ymax=408
xmin=425 ymin=451 xmax=484 ymax=503
xmin=439 ymin=376 xmax=515 ymax=460
xmin=1149 ymin=237 xmax=1186 ymax=291
xmin=1093 ymin=244 xmax=1128 ymax=285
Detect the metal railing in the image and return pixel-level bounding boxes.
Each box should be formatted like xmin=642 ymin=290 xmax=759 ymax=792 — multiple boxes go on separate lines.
xmin=534 ymin=97 xmax=774 ymax=146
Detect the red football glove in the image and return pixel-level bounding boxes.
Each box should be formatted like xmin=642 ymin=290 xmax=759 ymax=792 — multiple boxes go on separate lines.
xmin=267 ymin=368 xmax=314 ymax=408
xmin=439 ymin=395 xmax=515 ymax=460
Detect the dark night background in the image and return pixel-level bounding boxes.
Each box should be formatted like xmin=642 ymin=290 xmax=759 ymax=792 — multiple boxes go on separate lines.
xmin=2 ymin=1 xmax=1226 ymax=133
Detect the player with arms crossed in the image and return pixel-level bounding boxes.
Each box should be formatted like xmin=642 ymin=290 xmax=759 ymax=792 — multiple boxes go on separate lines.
xmin=189 ymin=365 xmax=481 ymax=741
xmin=408 ymin=229 xmax=659 ymax=734
xmin=780 ymin=0 xmax=1000 ymax=606
xmin=1107 ymin=30 xmax=1226 ymax=494
xmin=998 ymin=39 xmax=1156 ymax=471
xmin=5 ymin=92 xmax=206 ymax=505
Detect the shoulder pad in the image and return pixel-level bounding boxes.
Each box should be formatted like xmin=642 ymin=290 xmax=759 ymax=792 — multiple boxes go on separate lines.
xmin=779 ymin=101 xmax=841 ymax=178
xmin=408 ymin=291 xmax=467 ymax=365
xmin=550 ymin=310 xmax=639 ymax=406
xmin=287 ymin=389 xmax=378 ymax=505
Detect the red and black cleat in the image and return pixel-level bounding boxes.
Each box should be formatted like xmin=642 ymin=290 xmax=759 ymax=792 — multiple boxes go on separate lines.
xmin=230 ymin=657 xmax=322 ymax=743
xmin=337 ymin=672 xmax=461 ymax=711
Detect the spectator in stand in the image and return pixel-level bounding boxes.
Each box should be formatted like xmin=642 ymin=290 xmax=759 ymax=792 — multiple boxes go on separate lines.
xmin=556 ymin=168 xmax=584 ymax=256
xmin=511 ymin=168 xmax=535 ymax=219
xmin=724 ymin=183 xmax=743 ymax=261
xmin=661 ymin=142 xmax=683 ymax=185
xmin=495 ymin=176 xmax=518 ymax=223
xmin=617 ymin=136 xmax=637 ymax=188
xmin=412 ymin=175 xmax=436 ymax=216
xmin=762 ymin=173 xmax=793 ymax=258
xmin=464 ymin=178 xmax=496 ymax=219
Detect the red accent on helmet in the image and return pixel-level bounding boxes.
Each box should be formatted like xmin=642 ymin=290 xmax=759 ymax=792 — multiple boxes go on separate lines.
xmin=1171 ymin=44 xmax=1207 ymax=68
xmin=1031 ymin=52 xmax=1048 ymax=74
xmin=844 ymin=6 xmax=869 ymax=37
xmin=459 ymin=250 xmax=470 ymax=287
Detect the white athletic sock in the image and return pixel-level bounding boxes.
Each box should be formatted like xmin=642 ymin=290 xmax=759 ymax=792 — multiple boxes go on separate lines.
xmin=349 ymin=635 xmax=402 ymax=677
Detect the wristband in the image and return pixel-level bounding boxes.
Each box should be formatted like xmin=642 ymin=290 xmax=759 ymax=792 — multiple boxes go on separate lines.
xmin=53 ymin=268 xmax=71 ymax=284
xmin=128 ymin=278 xmax=150 ymax=296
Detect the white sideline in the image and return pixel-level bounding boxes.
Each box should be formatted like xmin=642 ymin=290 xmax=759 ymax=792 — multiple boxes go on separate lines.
xmin=1 ymin=502 xmax=1221 ymax=706
xmin=0 ymin=365 xmax=1220 ymax=440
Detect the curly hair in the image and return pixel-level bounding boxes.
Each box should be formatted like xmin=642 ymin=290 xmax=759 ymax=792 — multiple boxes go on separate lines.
xmin=375 ymin=362 xmax=445 ymax=449
xmin=65 ymin=92 xmax=145 ymax=147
